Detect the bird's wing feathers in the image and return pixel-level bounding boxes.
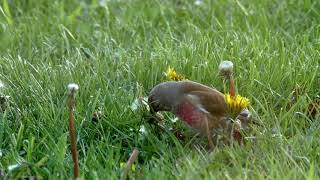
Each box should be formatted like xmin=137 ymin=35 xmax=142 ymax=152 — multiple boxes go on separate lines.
xmin=179 ymin=80 xmax=223 ymax=96
xmin=178 ymin=81 xmax=227 ymax=114
xmin=187 ymin=90 xmax=227 ymax=117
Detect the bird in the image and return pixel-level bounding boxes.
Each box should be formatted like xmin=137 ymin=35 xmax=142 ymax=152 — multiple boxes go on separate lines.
xmin=148 ymin=80 xmax=229 ymax=148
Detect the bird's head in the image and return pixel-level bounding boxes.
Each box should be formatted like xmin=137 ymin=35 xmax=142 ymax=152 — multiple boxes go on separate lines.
xmin=148 ymin=81 xmax=181 ymax=113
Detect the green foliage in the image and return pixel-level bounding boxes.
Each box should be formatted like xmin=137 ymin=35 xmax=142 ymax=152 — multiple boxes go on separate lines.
xmin=0 ymin=0 xmax=319 ymax=179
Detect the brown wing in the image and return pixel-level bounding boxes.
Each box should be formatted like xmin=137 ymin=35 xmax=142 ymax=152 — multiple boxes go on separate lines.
xmin=187 ymin=90 xmax=227 ymax=117
xmin=187 ymin=90 xmax=228 ymax=131
xmin=178 ymin=80 xmax=224 ymax=96
xmin=177 ymin=80 xmax=227 ymax=120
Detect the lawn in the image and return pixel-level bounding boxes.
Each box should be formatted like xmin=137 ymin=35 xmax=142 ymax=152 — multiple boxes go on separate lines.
xmin=0 ymin=0 xmax=319 ymax=179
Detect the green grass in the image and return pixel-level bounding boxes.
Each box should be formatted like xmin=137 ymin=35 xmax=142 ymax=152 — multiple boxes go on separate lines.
xmin=0 ymin=0 xmax=319 ymax=179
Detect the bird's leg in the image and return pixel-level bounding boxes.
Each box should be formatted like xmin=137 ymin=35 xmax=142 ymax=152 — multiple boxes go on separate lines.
xmin=204 ymin=116 xmax=214 ymax=150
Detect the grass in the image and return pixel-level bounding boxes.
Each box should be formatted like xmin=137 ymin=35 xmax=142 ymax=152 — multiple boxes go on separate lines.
xmin=0 ymin=0 xmax=319 ymax=179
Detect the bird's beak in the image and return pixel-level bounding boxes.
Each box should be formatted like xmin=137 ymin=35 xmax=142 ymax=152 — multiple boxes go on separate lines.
xmin=148 ymin=95 xmax=158 ymax=114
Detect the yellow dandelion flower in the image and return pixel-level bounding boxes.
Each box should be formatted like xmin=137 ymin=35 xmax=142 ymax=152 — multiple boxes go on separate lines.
xmin=165 ymin=66 xmax=185 ymax=81
xmin=225 ymin=94 xmax=250 ymax=115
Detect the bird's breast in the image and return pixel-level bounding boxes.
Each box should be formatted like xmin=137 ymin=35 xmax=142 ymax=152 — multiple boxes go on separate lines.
xmin=175 ymin=101 xmax=204 ymax=127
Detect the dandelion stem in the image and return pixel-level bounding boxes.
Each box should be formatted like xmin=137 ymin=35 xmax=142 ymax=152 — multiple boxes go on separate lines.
xmin=229 ymin=76 xmax=236 ymax=97
xmin=68 ymin=90 xmax=80 ymax=179
xmin=121 ymin=148 xmax=139 ymax=180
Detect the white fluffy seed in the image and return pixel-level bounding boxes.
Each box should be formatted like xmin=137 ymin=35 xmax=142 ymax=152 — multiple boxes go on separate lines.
xmin=218 ymin=61 xmax=234 ymax=74
xmin=67 ymin=83 xmax=79 ymax=91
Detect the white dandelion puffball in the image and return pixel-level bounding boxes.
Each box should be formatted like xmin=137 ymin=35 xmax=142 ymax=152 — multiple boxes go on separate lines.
xmin=218 ymin=61 xmax=234 ymax=74
xmin=67 ymin=83 xmax=79 ymax=92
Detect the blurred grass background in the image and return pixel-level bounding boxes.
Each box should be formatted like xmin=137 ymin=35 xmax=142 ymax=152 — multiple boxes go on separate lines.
xmin=0 ymin=0 xmax=319 ymax=179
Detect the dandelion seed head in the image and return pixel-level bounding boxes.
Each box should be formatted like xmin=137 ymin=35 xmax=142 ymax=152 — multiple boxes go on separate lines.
xmin=67 ymin=83 xmax=79 ymax=92
xmin=219 ymin=61 xmax=234 ymax=75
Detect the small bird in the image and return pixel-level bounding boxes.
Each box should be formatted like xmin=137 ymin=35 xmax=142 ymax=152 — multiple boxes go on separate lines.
xmin=148 ymin=80 xmax=228 ymax=148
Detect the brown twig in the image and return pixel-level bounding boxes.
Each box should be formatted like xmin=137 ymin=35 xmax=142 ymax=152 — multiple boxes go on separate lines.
xmin=121 ymin=148 xmax=139 ymax=180
xmin=68 ymin=86 xmax=80 ymax=179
